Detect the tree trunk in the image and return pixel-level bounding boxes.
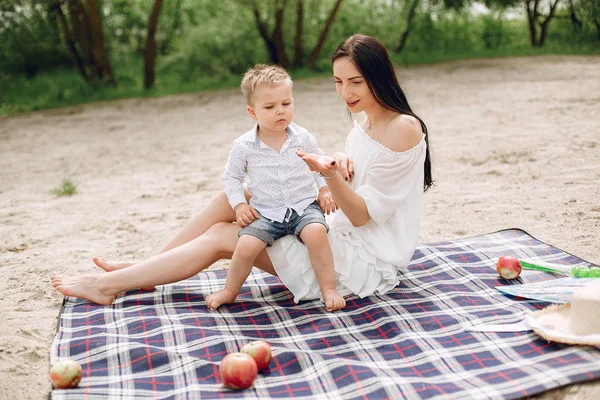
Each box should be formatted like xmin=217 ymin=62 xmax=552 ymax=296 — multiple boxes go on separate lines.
xmin=67 ymin=0 xmax=93 ymax=65
xmin=537 ymin=0 xmax=561 ymax=47
xmin=525 ymin=0 xmax=561 ymax=47
xmin=272 ymin=0 xmax=289 ymax=69
xmin=294 ymin=0 xmax=304 ymax=67
xmin=252 ymin=4 xmax=279 ymax=64
xmin=87 ymin=0 xmax=116 ymax=85
xmin=51 ymin=1 xmax=90 ymax=81
xmin=395 ymin=0 xmax=420 ymax=53
xmin=538 ymin=20 xmax=550 ymax=46
xmin=306 ymin=0 xmax=343 ymax=69
xmin=144 ymin=0 xmax=164 ymax=89
xmin=525 ymin=0 xmax=540 ymax=46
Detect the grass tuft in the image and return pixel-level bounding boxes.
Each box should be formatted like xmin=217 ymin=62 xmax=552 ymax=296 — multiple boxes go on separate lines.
xmin=52 ymin=178 xmax=78 ymax=197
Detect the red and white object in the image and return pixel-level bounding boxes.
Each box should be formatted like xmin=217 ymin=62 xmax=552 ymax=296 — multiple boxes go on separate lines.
xmin=496 ymin=256 xmax=522 ymax=279
xmin=219 ymin=352 xmax=258 ymax=390
xmin=240 ymin=340 xmax=272 ymax=371
xmin=49 ymin=359 xmax=83 ymax=389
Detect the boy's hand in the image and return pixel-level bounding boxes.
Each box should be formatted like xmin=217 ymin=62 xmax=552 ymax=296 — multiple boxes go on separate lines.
xmin=234 ymin=203 xmax=259 ymax=227
xmin=317 ymin=187 xmax=338 ymax=215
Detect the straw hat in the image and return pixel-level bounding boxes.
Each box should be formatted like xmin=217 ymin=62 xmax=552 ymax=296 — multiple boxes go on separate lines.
xmin=527 ymin=282 xmax=600 ymax=346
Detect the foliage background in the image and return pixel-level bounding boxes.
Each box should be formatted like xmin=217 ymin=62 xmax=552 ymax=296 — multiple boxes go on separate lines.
xmin=0 ymin=0 xmax=598 ymax=115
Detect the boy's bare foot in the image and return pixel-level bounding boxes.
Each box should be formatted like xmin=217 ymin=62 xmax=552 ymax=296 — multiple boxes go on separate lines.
xmin=51 ymin=274 xmax=117 ymax=305
xmin=93 ymin=257 xmax=135 ymax=272
xmin=93 ymin=257 xmax=155 ymax=291
xmin=322 ymin=289 xmax=346 ymax=312
xmin=205 ymin=288 xmax=238 ymax=310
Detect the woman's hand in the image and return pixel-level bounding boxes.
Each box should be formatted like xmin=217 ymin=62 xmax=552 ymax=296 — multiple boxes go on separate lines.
xmin=317 ymin=187 xmax=338 ymax=215
xmin=297 ymin=149 xmax=338 ymax=176
xmin=332 ymin=152 xmax=354 ymax=182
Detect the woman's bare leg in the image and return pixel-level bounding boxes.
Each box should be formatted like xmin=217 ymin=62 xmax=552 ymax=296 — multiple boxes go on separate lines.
xmin=52 ymin=222 xmax=276 ymax=305
xmin=94 ymin=191 xmax=243 ymax=271
xmin=158 ymin=191 xmax=238 ymax=253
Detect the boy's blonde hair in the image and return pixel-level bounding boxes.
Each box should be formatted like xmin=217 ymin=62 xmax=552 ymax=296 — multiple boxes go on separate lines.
xmin=241 ymin=64 xmax=292 ymax=105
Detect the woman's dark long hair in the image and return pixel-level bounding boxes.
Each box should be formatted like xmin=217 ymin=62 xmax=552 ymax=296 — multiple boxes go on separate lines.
xmin=331 ymin=34 xmax=433 ymax=192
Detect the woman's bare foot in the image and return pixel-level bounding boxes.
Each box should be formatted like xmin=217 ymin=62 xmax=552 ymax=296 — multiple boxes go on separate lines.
xmin=93 ymin=257 xmax=155 ymax=291
xmin=93 ymin=257 xmax=135 ymax=272
xmin=322 ymin=289 xmax=346 ymax=312
xmin=205 ymin=288 xmax=238 ymax=310
xmin=51 ymin=274 xmax=118 ymax=305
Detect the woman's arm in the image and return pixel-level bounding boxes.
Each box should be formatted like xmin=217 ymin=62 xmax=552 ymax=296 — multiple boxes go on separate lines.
xmin=314 ymin=115 xmax=422 ymax=227
xmin=298 ymin=151 xmax=370 ymax=227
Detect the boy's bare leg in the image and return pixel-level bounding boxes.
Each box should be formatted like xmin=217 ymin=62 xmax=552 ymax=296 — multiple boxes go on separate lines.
xmin=94 ymin=191 xmax=243 ymax=272
xmin=300 ymin=224 xmax=346 ymax=312
xmin=205 ymin=235 xmax=267 ymax=310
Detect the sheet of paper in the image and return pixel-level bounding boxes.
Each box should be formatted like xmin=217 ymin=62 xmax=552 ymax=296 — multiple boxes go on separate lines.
xmin=496 ymin=277 xmax=597 ymax=303
xmin=464 ymin=320 xmax=531 ymax=332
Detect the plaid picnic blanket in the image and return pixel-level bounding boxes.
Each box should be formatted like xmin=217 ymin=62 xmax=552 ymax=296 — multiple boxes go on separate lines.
xmin=51 ymin=229 xmax=600 ymax=399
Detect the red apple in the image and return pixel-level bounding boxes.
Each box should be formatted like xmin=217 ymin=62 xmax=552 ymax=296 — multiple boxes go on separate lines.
xmin=219 ymin=352 xmax=258 ymax=390
xmin=240 ymin=340 xmax=272 ymax=371
xmin=496 ymin=256 xmax=522 ymax=279
xmin=49 ymin=359 xmax=82 ymax=389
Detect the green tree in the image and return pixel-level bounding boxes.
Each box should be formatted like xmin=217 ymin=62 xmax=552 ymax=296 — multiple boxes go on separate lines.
xmin=144 ymin=0 xmax=164 ymax=89
xmin=0 ymin=1 xmax=69 ymax=76
xmin=395 ymin=0 xmax=420 ymax=53
xmin=575 ymin=0 xmax=600 ymax=39
xmin=524 ymin=0 xmax=562 ymax=47
xmin=248 ymin=0 xmax=290 ymax=68
xmin=50 ymin=1 xmax=90 ymax=81
xmin=244 ymin=0 xmax=344 ymax=69
xmin=294 ymin=0 xmax=304 ymax=67
xmin=87 ymin=0 xmax=116 ymax=84
xmin=485 ymin=0 xmax=564 ymax=47
xmin=50 ymin=0 xmax=116 ymax=84
xmin=305 ymin=0 xmax=343 ymax=69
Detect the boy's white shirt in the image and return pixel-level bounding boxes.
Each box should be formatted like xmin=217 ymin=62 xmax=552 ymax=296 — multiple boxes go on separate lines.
xmin=223 ymin=122 xmax=326 ymax=223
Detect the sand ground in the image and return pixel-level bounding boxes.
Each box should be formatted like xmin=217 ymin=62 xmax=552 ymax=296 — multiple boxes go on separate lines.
xmin=0 ymin=56 xmax=599 ymax=399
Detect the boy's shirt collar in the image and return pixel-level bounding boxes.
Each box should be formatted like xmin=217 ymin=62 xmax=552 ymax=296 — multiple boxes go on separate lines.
xmin=243 ymin=123 xmax=298 ymax=151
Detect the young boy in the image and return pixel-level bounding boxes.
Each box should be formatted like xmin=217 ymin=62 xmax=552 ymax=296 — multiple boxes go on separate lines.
xmin=205 ymin=64 xmax=346 ymax=312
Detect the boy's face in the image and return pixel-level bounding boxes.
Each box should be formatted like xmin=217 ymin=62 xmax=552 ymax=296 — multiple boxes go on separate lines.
xmin=247 ymin=82 xmax=294 ymax=133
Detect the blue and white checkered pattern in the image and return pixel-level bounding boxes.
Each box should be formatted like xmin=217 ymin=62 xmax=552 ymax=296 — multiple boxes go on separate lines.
xmin=51 ymin=229 xmax=600 ymax=399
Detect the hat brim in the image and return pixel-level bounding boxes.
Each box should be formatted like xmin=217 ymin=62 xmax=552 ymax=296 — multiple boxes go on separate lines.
xmin=527 ymin=304 xmax=600 ymax=346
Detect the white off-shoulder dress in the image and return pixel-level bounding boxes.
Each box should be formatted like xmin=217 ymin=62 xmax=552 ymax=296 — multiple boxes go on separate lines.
xmin=266 ymin=118 xmax=427 ymax=303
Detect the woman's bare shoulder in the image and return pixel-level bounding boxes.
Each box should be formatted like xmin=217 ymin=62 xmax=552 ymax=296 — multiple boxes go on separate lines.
xmin=382 ymin=114 xmax=423 ymax=153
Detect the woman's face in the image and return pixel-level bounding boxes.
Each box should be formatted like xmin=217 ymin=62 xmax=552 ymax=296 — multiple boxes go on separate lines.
xmin=333 ymin=57 xmax=376 ymax=113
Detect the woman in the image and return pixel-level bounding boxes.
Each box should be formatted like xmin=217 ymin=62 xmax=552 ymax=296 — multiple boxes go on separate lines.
xmin=51 ymin=34 xmax=433 ymax=305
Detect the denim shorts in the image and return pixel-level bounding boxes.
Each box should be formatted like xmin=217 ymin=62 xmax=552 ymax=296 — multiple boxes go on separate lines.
xmin=238 ymin=201 xmax=328 ymax=246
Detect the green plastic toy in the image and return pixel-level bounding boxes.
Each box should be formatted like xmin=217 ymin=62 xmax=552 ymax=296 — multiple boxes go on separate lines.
xmin=519 ymin=260 xmax=600 ymax=278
